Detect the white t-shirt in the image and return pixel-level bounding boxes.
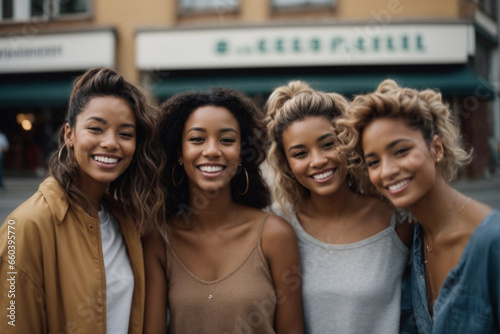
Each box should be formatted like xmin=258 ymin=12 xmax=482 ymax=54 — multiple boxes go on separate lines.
xmin=98 ymin=205 xmax=135 ymax=334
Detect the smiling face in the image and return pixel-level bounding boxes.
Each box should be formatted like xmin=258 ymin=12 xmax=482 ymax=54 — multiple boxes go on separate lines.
xmin=361 ymin=117 xmax=443 ymax=208
xmin=64 ymin=96 xmax=136 ymax=198
xmin=282 ymin=116 xmax=348 ymax=197
xmin=180 ymin=106 xmax=241 ymax=194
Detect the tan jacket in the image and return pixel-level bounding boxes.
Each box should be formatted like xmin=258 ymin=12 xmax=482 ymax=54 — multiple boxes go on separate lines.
xmin=0 ymin=177 xmax=145 ymax=334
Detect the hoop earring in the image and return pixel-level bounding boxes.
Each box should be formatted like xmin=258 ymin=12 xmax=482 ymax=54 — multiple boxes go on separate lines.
xmin=58 ymin=145 xmax=71 ymax=163
xmin=236 ymin=164 xmax=249 ymax=196
xmin=172 ymin=161 xmax=185 ymax=187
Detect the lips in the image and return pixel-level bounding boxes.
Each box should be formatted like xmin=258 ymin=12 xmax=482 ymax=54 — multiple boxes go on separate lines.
xmin=93 ymin=155 xmax=119 ymax=164
xmin=385 ymin=178 xmax=411 ymax=194
xmin=310 ymin=168 xmax=336 ymax=183
xmin=197 ymin=164 xmax=226 ymax=178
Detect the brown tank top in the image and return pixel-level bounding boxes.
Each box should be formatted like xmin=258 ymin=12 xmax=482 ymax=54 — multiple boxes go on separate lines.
xmin=166 ymin=213 xmax=277 ymax=334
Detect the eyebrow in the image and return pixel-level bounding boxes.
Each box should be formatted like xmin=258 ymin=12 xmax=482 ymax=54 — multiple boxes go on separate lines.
xmin=86 ymin=116 xmax=135 ymax=129
xmin=364 ymin=138 xmax=411 ymax=159
xmin=288 ymin=133 xmax=333 ymax=152
xmin=186 ymin=127 xmax=238 ymax=134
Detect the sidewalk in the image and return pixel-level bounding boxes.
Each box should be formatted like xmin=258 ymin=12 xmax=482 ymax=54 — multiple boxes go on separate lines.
xmin=1 ymin=173 xmax=499 ymax=224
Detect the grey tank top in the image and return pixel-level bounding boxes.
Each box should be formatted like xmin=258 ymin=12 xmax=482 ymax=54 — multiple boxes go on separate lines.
xmin=289 ymin=213 xmax=409 ymax=334
xmin=166 ymin=214 xmax=277 ymax=334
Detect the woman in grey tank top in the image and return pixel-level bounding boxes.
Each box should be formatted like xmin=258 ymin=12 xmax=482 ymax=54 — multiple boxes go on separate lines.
xmin=265 ymin=81 xmax=413 ymax=334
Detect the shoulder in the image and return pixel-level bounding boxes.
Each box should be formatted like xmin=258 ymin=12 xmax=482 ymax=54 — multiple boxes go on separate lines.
xmin=470 ymin=210 xmax=500 ymax=250
xmin=261 ymin=213 xmax=298 ymax=247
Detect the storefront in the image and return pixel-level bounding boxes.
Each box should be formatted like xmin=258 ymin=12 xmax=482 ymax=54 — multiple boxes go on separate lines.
xmin=136 ymin=21 xmax=495 ymax=177
xmin=0 ymin=28 xmax=115 ymax=174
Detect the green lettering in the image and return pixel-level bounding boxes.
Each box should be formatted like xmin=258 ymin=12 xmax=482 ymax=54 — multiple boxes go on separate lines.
xmin=216 ymin=40 xmax=228 ymax=54
xmin=311 ymin=38 xmax=321 ymax=52
xmin=276 ymin=38 xmax=284 ymax=52
xmin=416 ymin=34 xmax=425 ymax=51
xmin=258 ymin=39 xmax=266 ymax=53
xmin=402 ymin=35 xmax=409 ymax=50
xmin=293 ymin=38 xmax=301 ymax=52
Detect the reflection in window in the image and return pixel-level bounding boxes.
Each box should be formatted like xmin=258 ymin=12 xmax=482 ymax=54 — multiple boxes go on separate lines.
xmin=273 ymin=0 xmax=332 ymax=6
xmin=31 ymin=0 xmax=47 ymax=16
xmin=2 ymin=0 xmax=13 ymax=19
xmin=59 ymin=0 xmax=88 ymax=14
xmin=180 ymin=0 xmax=239 ymax=11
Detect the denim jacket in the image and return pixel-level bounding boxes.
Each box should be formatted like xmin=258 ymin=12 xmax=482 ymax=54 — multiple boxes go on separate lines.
xmin=400 ymin=210 xmax=500 ymax=334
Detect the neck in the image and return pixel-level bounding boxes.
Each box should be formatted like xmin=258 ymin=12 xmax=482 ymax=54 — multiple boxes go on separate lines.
xmin=408 ymin=177 xmax=457 ymax=238
xmin=304 ymin=180 xmax=357 ymax=221
xmin=185 ymin=185 xmax=235 ymax=231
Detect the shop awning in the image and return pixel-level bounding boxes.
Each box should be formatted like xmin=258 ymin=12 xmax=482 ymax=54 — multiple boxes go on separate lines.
xmin=152 ymin=67 xmax=495 ymax=100
xmin=0 ymin=80 xmax=73 ymax=108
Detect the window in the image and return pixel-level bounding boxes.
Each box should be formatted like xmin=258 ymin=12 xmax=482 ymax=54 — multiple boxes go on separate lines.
xmin=179 ymin=0 xmax=239 ymax=11
xmin=272 ymin=0 xmax=333 ymax=7
xmin=478 ymin=0 xmax=497 ymax=19
xmin=0 ymin=0 xmax=90 ymax=22
xmin=1 ymin=0 xmax=13 ymax=20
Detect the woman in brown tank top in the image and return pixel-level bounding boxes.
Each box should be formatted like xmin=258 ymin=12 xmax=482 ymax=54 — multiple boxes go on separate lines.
xmin=143 ymin=88 xmax=304 ymax=334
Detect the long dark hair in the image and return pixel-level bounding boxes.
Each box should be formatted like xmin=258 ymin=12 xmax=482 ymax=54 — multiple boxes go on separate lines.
xmin=48 ymin=67 xmax=165 ymax=234
xmin=160 ymin=87 xmax=270 ymax=218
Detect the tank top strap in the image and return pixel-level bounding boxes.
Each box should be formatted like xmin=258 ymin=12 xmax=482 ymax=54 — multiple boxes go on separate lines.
xmin=257 ymin=212 xmax=271 ymax=246
xmin=390 ymin=212 xmax=397 ymax=228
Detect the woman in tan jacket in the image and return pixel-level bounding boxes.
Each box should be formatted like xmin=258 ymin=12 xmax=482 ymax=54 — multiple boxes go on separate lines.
xmin=0 ymin=68 xmax=164 ymax=334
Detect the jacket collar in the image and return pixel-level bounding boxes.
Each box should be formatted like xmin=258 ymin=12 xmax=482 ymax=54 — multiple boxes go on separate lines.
xmin=39 ymin=176 xmax=71 ymax=224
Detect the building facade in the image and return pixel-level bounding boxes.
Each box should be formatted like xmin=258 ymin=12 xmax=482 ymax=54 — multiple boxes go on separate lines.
xmin=0 ymin=0 xmax=498 ymax=177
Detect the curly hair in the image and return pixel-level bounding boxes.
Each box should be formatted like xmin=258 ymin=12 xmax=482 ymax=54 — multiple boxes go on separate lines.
xmin=335 ymin=79 xmax=473 ymax=194
xmin=265 ymin=81 xmax=349 ymax=214
xmin=159 ymin=87 xmax=270 ymax=218
xmin=48 ymin=67 xmax=165 ymax=235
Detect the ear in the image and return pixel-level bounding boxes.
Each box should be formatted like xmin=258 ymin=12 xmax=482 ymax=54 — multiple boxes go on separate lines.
xmin=430 ymin=134 xmax=444 ymax=162
xmin=64 ymin=123 xmax=73 ymax=147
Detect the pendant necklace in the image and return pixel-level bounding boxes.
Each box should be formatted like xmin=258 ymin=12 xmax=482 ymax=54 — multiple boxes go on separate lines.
xmin=423 ymin=194 xmax=471 ymax=313
xmin=208 ymin=205 xmax=236 ymax=300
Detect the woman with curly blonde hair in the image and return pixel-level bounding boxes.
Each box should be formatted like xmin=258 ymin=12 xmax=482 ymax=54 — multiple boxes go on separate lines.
xmin=266 ymin=80 xmax=412 ymax=334
xmin=336 ymin=79 xmax=500 ymax=333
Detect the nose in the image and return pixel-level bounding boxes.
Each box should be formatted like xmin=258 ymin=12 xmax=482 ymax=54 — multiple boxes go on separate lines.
xmin=380 ymin=157 xmax=399 ymax=181
xmin=309 ymin=150 xmax=328 ymax=169
xmin=203 ymin=139 xmax=221 ymax=158
xmin=100 ymin=131 xmax=119 ymax=150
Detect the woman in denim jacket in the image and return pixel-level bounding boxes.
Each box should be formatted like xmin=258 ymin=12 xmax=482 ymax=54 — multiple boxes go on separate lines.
xmin=336 ymin=79 xmax=500 ymax=333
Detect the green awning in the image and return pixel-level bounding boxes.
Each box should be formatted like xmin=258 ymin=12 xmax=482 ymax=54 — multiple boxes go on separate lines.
xmin=152 ymin=67 xmax=495 ymax=100
xmin=0 ymin=80 xmax=73 ymax=108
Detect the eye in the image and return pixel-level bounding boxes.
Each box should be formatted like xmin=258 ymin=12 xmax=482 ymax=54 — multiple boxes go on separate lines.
xmin=322 ymin=141 xmax=335 ymax=150
xmin=366 ymin=159 xmax=379 ymax=168
xmin=291 ymin=151 xmax=307 ymax=159
xmin=395 ymin=147 xmax=410 ymax=156
xmin=189 ymin=136 xmax=204 ymax=143
xmin=88 ymin=126 xmax=102 ymax=133
xmin=119 ymin=132 xmax=135 ymax=139
xmin=220 ymin=137 xmax=236 ymax=144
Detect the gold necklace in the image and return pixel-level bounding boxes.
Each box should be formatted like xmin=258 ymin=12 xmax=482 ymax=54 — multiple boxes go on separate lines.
xmin=306 ymin=192 xmax=358 ymax=251
xmin=423 ymin=195 xmax=471 ymax=312
xmin=425 ymin=190 xmax=458 ymax=252
xmin=208 ymin=205 xmax=235 ymax=300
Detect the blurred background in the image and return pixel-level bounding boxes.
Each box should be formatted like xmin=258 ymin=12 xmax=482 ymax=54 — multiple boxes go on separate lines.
xmin=0 ymin=0 xmax=499 ymax=180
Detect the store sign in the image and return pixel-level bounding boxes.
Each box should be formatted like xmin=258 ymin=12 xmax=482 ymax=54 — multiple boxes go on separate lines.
xmin=0 ymin=30 xmax=115 ymax=73
xmin=137 ymin=24 xmax=471 ymax=69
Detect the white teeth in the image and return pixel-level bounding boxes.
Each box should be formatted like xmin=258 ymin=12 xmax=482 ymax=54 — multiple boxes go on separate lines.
xmin=93 ymin=156 xmax=118 ymax=164
xmin=312 ymin=169 xmax=334 ymax=180
xmin=199 ymin=166 xmax=223 ymax=173
xmin=388 ymin=179 xmax=410 ymax=191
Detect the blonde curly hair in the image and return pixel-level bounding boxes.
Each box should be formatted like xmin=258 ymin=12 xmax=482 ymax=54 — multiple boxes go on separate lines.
xmin=266 ymin=81 xmax=349 ymax=215
xmin=335 ymin=79 xmax=473 ymax=195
